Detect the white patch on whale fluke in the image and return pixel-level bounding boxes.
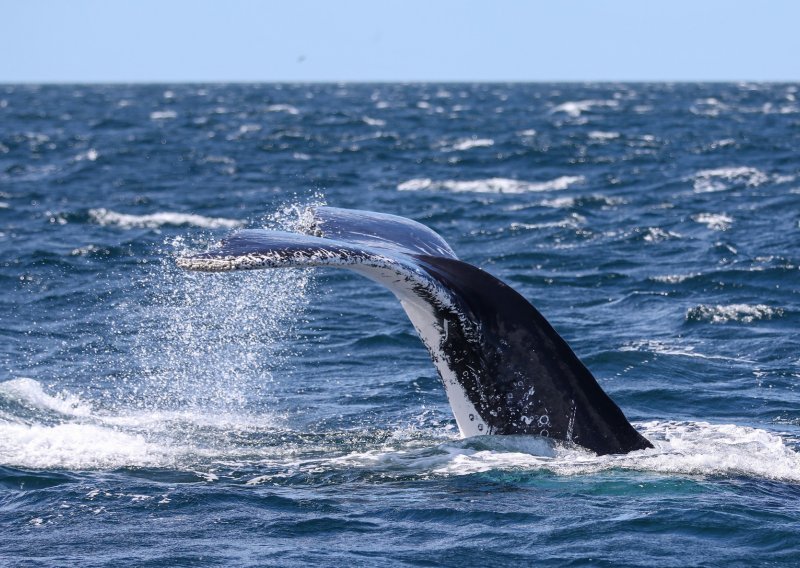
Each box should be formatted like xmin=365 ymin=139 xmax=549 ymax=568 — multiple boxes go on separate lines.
xmin=400 ymin=299 xmax=487 ymax=438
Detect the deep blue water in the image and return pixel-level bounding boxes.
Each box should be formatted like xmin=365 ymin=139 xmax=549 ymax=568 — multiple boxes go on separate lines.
xmin=1 ymin=83 xmax=799 ymax=566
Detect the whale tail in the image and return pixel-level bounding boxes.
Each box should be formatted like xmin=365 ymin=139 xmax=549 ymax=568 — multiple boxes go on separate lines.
xmin=177 ymin=206 xmax=652 ymax=455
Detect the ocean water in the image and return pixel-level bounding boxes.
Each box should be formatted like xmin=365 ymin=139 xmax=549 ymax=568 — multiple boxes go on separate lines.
xmin=1 ymin=83 xmax=799 ymax=566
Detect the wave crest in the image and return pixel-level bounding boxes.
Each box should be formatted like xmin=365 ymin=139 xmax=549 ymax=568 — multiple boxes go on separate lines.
xmin=89 ymin=208 xmax=244 ymax=229
xmin=397 ymin=176 xmax=584 ymax=194
xmin=686 ymin=303 xmax=784 ymax=324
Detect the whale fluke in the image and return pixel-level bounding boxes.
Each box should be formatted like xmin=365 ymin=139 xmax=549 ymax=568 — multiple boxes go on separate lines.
xmin=177 ymin=206 xmax=652 ymax=455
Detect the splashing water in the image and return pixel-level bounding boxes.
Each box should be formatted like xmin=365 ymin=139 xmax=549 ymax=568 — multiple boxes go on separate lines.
xmin=126 ymin=202 xmax=319 ymax=414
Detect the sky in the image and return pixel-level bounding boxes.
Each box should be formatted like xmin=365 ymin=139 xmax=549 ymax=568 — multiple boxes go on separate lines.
xmin=2 ymin=0 xmax=799 ymax=83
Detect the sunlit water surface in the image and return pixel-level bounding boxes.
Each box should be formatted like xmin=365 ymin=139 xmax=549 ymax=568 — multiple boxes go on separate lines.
xmin=1 ymin=83 xmax=799 ymax=566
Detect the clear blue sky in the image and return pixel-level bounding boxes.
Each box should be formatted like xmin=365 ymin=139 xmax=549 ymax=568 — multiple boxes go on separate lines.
xmin=3 ymin=0 xmax=799 ymax=82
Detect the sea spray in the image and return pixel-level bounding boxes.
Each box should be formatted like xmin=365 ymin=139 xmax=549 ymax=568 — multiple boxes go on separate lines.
xmin=127 ymin=203 xmax=318 ymax=415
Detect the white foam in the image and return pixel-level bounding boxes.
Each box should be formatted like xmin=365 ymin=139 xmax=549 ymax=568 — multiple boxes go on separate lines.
xmin=510 ymin=213 xmax=586 ymax=231
xmin=2 ymin=378 xmax=797 ymax=481
xmin=74 ymin=148 xmax=99 ymax=162
xmin=707 ymin=138 xmax=736 ymax=150
xmin=643 ymin=227 xmax=682 ymax=243
xmin=0 ymin=378 xmax=282 ymax=470
xmin=362 ymin=116 xmax=386 ymax=127
xmin=446 ymin=138 xmax=494 ymax=151
xmin=149 ymin=110 xmax=177 ymax=120
xmin=397 ymin=176 xmax=584 ymax=194
xmin=89 ymin=208 xmax=244 ymax=229
xmin=690 ymin=97 xmax=729 ymax=117
xmin=692 ymin=213 xmax=733 ymax=230
xmin=550 ymin=99 xmax=618 ymax=117
xmin=427 ymin=422 xmax=797 ymax=481
xmin=692 ymin=166 xmax=768 ymax=192
xmin=588 ymin=130 xmax=620 ymax=141
xmin=266 ymin=104 xmax=299 ymax=115
xmin=312 ymin=422 xmax=800 ymax=483
xmin=687 ymin=304 xmax=784 ymax=324
xmin=0 ymin=378 xmax=92 ymax=417
xmin=650 ymin=273 xmax=700 ymax=284
xmin=0 ymin=422 xmax=174 ymax=470
xmin=619 ymin=340 xmax=743 ymax=362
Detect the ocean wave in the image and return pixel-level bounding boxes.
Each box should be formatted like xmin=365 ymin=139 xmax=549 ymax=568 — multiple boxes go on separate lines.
xmin=649 ymin=273 xmax=701 ymax=284
xmin=510 ymin=213 xmax=586 ymax=231
xmin=0 ymin=377 xmax=92 ymax=418
xmin=619 ymin=340 xmax=739 ymax=361
xmin=444 ymin=137 xmax=494 ymax=152
xmin=89 ymin=208 xmax=244 ymax=229
xmin=686 ymin=304 xmax=785 ymax=324
xmin=692 ymin=213 xmax=733 ymax=230
xmin=402 ymin=422 xmax=800 ymax=482
xmin=149 ymin=110 xmax=177 ymax=120
xmin=690 ymin=97 xmax=730 ymax=117
xmin=537 ymin=194 xmax=624 ymax=209
xmin=642 ymin=227 xmax=682 ymax=243
xmin=550 ymin=99 xmax=618 ymax=118
xmin=692 ymin=166 xmax=768 ymax=192
xmin=362 ymin=116 xmax=386 ymax=127
xmin=0 ymin=378 xmax=279 ymax=470
xmin=74 ymin=148 xmax=99 ymax=162
xmin=0 ymin=422 xmax=175 ymax=470
xmin=265 ymin=104 xmax=299 ymax=115
xmin=588 ymin=130 xmax=620 ymax=141
xmin=276 ymin=421 xmax=800 ymax=484
xmin=397 ymin=176 xmax=584 ymax=194
xmin=3 ymin=380 xmax=797 ymax=482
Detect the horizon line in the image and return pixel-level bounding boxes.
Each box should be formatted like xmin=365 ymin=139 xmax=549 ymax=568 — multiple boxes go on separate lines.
xmin=2 ymin=78 xmax=798 ymax=86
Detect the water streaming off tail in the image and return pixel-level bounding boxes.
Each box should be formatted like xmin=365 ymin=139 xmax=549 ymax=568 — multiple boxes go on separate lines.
xmin=126 ymin=202 xmax=319 ymax=414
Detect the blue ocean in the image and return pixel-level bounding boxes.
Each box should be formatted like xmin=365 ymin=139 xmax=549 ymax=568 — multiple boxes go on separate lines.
xmin=1 ymin=83 xmax=799 ymax=566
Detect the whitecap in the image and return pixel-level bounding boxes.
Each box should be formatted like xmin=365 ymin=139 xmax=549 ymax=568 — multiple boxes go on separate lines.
xmin=649 ymin=273 xmax=700 ymax=284
xmin=510 ymin=213 xmax=586 ymax=231
xmin=362 ymin=116 xmax=386 ymax=127
xmin=74 ymin=148 xmax=99 ymax=162
xmin=0 ymin=377 xmax=92 ymax=418
xmin=588 ymin=130 xmax=620 ymax=141
xmin=692 ymin=166 xmax=768 ymax=192
xmin=539 ymin=197 xmax=577 ymax=208
xmin=149 ymin=110 xmax=177 ymax=120
xmin=619 ymin=340 xmax=741 ymax=362
xmin=550 ymin=99 xmax=618 ymax=117
xmin=397 ymin=176 xmax=584 ymax=194
xmin=686 ymin=304 xmax=784 ymax=324
xmin=773 ymin=174 xmax=796 ymax=184
xmin=237 ymin=123 xmax=261 ymax=134
xmin=642 ymin=227 xmax=682 ymax=243
xmin=692 ymin=213 xmax=733 ymax=230
xmin=329 ymin=422 xmax=800 ymax=483
xmin=707 ymin=138 xmax=736 ymax=150
xmin=690 ymin=97 xmax=729 ymax=117
xmin=446 ymin=138 xmax=494 ymax=151
xmin=89 ymin=208 xmax=244 ymax=229
xmin=266 ymin=104 xmax=299 ymax=115
xmin=0 ymin=422 xmax=175 ymax=470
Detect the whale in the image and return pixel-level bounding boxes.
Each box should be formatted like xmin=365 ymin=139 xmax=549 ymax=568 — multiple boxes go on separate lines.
xmin=177 ymin=206 xmax=652 ymax=455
